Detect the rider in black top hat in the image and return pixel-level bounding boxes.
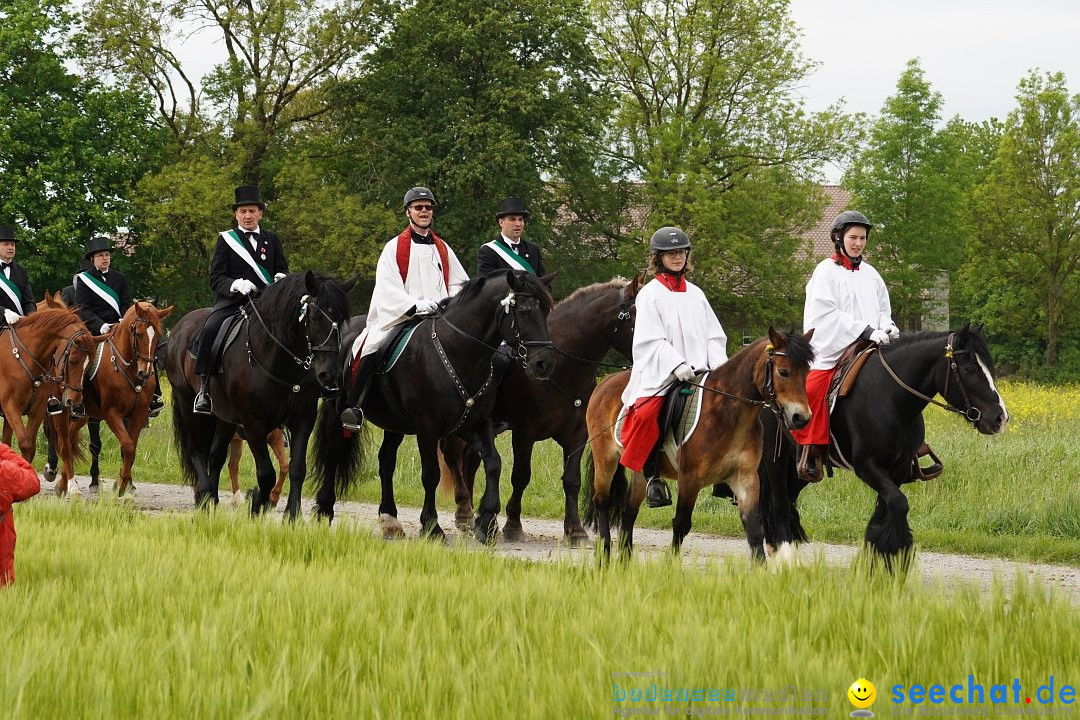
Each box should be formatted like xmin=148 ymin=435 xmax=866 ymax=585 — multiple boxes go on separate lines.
xmin=0 ymin=225 xmax=37 ymax=328
xmin=475 ymin=197 xmax=545 ymax=277
xmin=192 ymin=185 xmax=289 ymax=415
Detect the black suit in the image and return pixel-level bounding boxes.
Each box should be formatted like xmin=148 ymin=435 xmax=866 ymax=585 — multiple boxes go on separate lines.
xmin=0 ymin=260 xmax=37 ymax=318
xmin=196 ymin=228 xmax=289 ymax=374
xmin=75 ymin=268 xmax=132 ymax=334
xmin=475 ymin=236 xmax=545 ymax=277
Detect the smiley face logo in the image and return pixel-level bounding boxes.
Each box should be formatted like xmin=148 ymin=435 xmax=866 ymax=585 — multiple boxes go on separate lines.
xmin=848 ymin=678 xmax=877 ymax=709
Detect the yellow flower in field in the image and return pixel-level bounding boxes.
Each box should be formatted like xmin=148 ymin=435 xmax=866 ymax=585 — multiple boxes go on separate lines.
xmin=996 ymin=381 xmax=1080 ymax=425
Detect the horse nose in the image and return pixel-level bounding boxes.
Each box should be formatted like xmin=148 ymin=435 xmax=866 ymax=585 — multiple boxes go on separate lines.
xmin=526 ymin=347 xmax=554 ymax=380
xmin=137 ymin=370 xmax=150 ymax=382
xmin=787 ymin=408 xmax=810 ymax=430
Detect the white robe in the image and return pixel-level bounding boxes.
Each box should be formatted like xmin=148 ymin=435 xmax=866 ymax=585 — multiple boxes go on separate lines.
xmin=803 ymin=258 xmax=894 ymax=370
xmin=357 ymin=234 xmax=469 ymax=359
xmin=621 ymin=278 xmax=728 ymax=407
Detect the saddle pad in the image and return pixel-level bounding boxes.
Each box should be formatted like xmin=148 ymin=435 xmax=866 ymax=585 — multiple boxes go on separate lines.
xmin=86 ymin=342 xmax=106 ymax=383
xmin=827 ymin=343 xmax=876 ymax=413
xmin=613 ymin=376 xmax=706 ymax=469
xmin=378 ymin=323 xmax=421 ymax=373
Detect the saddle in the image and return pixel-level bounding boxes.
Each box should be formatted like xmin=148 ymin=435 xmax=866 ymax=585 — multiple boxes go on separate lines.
xmin=826 ymin=338 xmax=876 ymax=410
xmin=187 ymin=312 xmax=245 ymax=374
xmin=616 ymin=372 xmax=707 ymax=471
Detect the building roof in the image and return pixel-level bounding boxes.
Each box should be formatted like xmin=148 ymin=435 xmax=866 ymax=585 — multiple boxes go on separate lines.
xmin=805 ymin=185 xmax=851 ymax=257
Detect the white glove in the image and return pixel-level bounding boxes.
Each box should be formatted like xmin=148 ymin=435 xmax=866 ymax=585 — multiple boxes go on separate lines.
xmin=273 ymin=273 xmax=287 ymax=282
xmin=415 ymin=298 xmax=439 ymax=314
xmin=230 ymin=278 xmax=257 ymax=296
xmin=869 ymin=329 xmax=890 ymax=344
xmin=4 ymin=309 xmax=20 ymax=324
xmin=673 ymin=362 xmax=696 ymax=382
xmin=100 ymin=323 xmax=111 ymax=333
xmin=883 ymin=324 xmax=900 ymax=341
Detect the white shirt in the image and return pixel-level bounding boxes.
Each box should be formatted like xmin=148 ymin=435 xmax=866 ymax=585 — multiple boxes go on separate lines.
xmin=803 ymin=258 xmax=894 ymax=370
xmin=621 ymin=276 xmax=728 ymax=406
xmin=500 ymin=234 xmax=521 ymax=253
xmin=358 ymin=233 xmax=469 ymax=358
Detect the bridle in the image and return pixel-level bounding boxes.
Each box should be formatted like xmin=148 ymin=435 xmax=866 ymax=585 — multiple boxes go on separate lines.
xmin=4 ymin=323 xmax=91 ymax=396
xmin=107 ymin=316 xmax=158 ymax=393
xmin=242 ymin=293 xmax=341 ymax=394
xmin=877 ymin=332 xmax=984 ymax=426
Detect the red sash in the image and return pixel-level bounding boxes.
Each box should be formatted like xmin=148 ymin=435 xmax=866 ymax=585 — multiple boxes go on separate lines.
xmin=395 ymin=228 xmax=450 ymax=289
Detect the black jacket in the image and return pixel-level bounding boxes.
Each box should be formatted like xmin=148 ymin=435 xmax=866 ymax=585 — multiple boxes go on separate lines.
xmin=209 ymin=228 xmax=288 ymax=305
xmin=74 ymin=268 xmax=132 ymax=333
xmin=0 ymin=261 xmax=37 ymax=315
xmin=475 ymin=236 xmax=545 ymax=277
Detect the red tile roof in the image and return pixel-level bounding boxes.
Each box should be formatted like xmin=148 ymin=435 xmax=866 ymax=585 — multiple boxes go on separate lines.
xmin=805 ymin=185 xmax=850 ymax=258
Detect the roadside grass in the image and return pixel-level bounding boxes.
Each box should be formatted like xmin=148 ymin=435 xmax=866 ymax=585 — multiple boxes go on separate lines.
xmin=3 ymin=500 xmax=1078 ymax=718
xmin=32 ymin=380 xmax=1080 ymax=565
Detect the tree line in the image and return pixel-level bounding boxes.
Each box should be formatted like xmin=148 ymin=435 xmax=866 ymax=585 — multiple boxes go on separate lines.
xmin=0 ymin=0 xmax=1076 ymax=378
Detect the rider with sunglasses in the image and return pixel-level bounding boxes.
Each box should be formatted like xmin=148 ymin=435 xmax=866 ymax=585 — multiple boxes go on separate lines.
xmin=340 ymin=187 xmax=470 ymax=430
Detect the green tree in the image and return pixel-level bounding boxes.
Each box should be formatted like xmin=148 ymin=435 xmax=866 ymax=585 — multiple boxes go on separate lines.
xmin=330 ymin=0 xmax=618 ymax=291
xmin=592 ymin=0 xmax=857 ymax=330
xmin=0 ymin=0 xmax=167 ymax=295
xmin=969 ymin=71 xmax=1080 ymax=370
xmin=844 ymin=59 xmax=974 ymax=330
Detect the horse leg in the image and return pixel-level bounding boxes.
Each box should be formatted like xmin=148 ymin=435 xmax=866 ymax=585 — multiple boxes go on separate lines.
xmin=88 ymin=419 xmax=102 ymax=489
xmin=5 ymin=412 xmax=34 ymax=461
xmin=560 ymin=431 xmax=590 ymax=545
xmin=416 ymin=433 xmax=445 ymax=540
xmin=102 ymin=413 xmax=137 ymax=497
xmin=473 ymin=421 xmax=503 ymax=545
xmin=227 ymin=434 xmax=243 ymax=505
xmin=44 ymin=424 xmax=58 ymax=483
xmin=671 ymin=480 xmax=702 ymax=554
xmin=859 ymin=459 xmax=914 ymax=573
xmin=281 ymin=419 xmax=313 ymax=523
xmin=502 ymin=433 xmax=532 ymax=542
xmin=198 ymin=421 xmax=235 ymax=508
xmin=377 ymin=431 xmax=406 ymax=539
xmin=728 ymin=460 xmax=767 ymax=564
xmin=439 ymin=436 xmax=474 ymax=529
xmin=269 ymin=429 xmax=288 ymax=507
xmin=617 ymin=471 xmax=647 ymax=559
xmin=246 ymin=434 xmax=277 ymax=516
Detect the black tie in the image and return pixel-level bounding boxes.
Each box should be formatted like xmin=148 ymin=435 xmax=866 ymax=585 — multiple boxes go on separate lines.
xmin=0 ymin=262 xmax=9 ymax=270
xmin=510 ymin=244 xmax=520 ymax=254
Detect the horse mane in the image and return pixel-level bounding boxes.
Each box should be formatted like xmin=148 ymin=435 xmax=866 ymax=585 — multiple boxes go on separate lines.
xmin=887 ymin=326 xmax=994 ymax=370
xmin=12 ymin=307 xmax=81 ymax=335
xmin=559 ymin=277 xmax=627 ymax=306
xmin=448 ymin=271 xmax=554 ymax=311
xmin=255 ymin=272 xmax=351 ymax=343
xmin=779 ymin=330 xmax=814 ymax=368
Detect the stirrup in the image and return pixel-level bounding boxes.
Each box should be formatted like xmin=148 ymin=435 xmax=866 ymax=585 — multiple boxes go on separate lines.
xmin=340 ymin=406 xmax=364 ymax=432
xmin=645 ymin=476 xmax=672 ymax=508
xmin=193 ymin=391 xmax=213 ymax=416
xmin=148 ymin=396 xmax=165 ymax=417
xmin=796 ymin=444 xmax=823 ymax=483
xmin=912 ymin=443 xmax=944 ymax=481
xmin=46 ymin=396 xmax=63 ymax=416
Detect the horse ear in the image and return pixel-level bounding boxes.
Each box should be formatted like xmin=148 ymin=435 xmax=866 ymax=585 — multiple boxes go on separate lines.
xmin=539 ymin=271 xmax=557 ymax=289
xmin=44 ymin=291 xmax=58 ymax=308
xmin=628 ymin=272 xmax=644 ymax=297
xmin=802 ymin=327 xmax=815 ymax=343
xmin=959 ymin=321 xmax=971 ymax=338
xmin=339 ymin=274 xmax=360 ymax=294
xmin=304 ymin=270 xmax=318 ymax=294
xmin=159 ymin=305 xmax=175 ymax=320
xmin=767 ymin=326 xmax=782 ymax=347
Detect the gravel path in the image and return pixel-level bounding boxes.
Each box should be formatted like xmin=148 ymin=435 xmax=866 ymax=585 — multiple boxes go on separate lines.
xmin=41 ymin=476 xmax=1080 ymax=604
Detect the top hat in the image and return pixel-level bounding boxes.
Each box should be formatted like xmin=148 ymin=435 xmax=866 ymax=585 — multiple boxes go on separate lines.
xmin=85 ymin=236 xmax=113 ymax=260
xmin=231 ymin=185 xmax=266 ymax=211
xmin=0 ymin=225 xmax=16 ymax=242
xmin=495 ymin=197 xmax=530 ymax=220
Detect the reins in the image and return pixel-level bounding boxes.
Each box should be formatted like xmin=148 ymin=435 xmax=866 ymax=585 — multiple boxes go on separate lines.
xmin=241 ymin=293 xmax=341 ymax=394
xmin=876 ymin=333 xmax=983 ymax=426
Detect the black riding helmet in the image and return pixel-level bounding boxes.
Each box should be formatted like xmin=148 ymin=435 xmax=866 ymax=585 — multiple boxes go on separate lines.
xmin=404 ymin=186 xmax=435 ymax=208
xmin=649 ymin=226 xmax=691 ymax=252
xmin=831 ymin=210 xmax=872 ymax=262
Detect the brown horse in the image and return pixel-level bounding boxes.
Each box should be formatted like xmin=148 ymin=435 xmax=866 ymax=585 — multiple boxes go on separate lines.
xmin=50 ymin=301 xmax=172 ymax=496
xmin=583 ymin=329 xmax=814 ymax=562
xmin=439 ymin=275 xmax=641 ymax=543
xmin=226 ymin=429 xmax=290 ymax=507
xmin=0 ymin=306 xmax=100 ymax=462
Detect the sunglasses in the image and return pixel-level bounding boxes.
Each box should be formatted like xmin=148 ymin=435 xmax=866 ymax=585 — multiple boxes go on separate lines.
xmin=410 ymin=204 xmax=434 ymax=212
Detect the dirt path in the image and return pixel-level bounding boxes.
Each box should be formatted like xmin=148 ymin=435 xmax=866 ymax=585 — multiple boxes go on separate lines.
xmin=41 ymin=476 xmax=1080 ymax=604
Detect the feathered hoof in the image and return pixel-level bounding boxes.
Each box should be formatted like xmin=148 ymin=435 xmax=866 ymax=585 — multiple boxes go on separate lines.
xmin=229 ymin=491 xmax=245 ymax=508
xmin=379 ymin=513 xmax=405 ymax=540
xmin=767 ymin=542 xmax=803 ymax=572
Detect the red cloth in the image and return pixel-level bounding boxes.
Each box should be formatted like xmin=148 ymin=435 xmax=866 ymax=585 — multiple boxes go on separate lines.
xmin=395 ymin=227 xmax=450 ymax=289
xmin=618 ymin=395 xmax=665 ymax=472
xmin=0 ymin=442 xmax=41 ymax=586
xmin=654 ymin=271 xmax=687 ymax=292
xmin=790 ymin=368 xmax=837 ymax=446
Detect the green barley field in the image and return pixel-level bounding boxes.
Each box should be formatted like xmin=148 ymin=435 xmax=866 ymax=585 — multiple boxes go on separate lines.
xmin=29 ymin=380 xmax=1080 ymax=564
xmin=3 ymin=501 xmax=1079 ymax=718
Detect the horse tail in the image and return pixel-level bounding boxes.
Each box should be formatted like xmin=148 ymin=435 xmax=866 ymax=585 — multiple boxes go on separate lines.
xmin=312 ymin=395 xmax=365 ymax=501
xmin=170 ymin=398 xmax=197 ymax=487
xmin=580 ymin=451 xmax=629 ymax=531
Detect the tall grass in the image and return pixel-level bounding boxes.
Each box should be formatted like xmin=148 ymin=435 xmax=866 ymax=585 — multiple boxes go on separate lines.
xmin=35 ymin=380 xmax=1080 ymax=564
xmin=2 ymin=501 xmax=1078 ymax=718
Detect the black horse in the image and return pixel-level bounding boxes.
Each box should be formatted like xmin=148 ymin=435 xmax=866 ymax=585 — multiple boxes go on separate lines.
xmin=312 ymin=270 xmax=556 ymax=542
xmin=166 ymin=271 xmax=354 ymax=517
xmin=441 ymin=275 xmax=641 ymax=544
xmin=757 ymin=324 xmax=1009 ymax=570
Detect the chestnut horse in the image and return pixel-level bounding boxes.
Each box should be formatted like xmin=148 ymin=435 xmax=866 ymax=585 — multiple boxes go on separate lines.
xmin=583 ymin=329 xmax=814 ymax=561
xmin=50 ymin=301 xmax=172 ymax=496
xmin=439 ymin=275 xmax=640 ymax=543
xmin=226 ymin=428 xmax=289 ymax=507
xmin=0 ymin=306 xmax=100 ymax=464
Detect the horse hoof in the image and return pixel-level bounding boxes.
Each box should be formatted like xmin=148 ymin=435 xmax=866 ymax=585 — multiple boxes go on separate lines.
xmin=565 ymin=528 xmax=591 ymax=547
xmin=502 ymin=525 xmax=526 ymax=542
xmin=454 ymin=514 xmax=474 ymax=532
xmin=378 ymin=513 xmax=405 ymax=540
xmin=422 ymin=524 xmax=446 ymax=542
xmin=229 ymin=491 xmax=244 ymax=508
xmin=768 ymin=542 xmax=802 ymax=571
xmin=42 ymin=465 xmax=56 ymax=483
xmin=269 ymin=493 xmax=282 ymax=508
xmin=473 ymin=517 xmax=499 ymax=545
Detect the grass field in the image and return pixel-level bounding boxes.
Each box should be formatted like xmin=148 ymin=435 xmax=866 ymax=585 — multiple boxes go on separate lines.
xmin=3 ymin=501 xmax=1078 ymax=718
xmin=31 ymin=380 xmax=1080 ymax=564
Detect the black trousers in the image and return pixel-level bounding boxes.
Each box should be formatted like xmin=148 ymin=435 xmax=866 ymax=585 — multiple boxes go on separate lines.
xmin=194 ymin=299 xmax=243 ymax=376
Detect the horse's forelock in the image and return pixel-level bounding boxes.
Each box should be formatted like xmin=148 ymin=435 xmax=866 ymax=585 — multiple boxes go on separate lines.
xmin=519 ymin=272 xmax=554 ymax=310
xmin=780 ymin=331 xmax=815 ymax=368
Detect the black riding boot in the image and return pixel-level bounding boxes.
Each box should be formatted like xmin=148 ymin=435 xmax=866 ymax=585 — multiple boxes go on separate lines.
xmin=193 ymin=375 xmax=213 ymax=415
xmin=643 ymin=446 xmax=672 ymax=508
xmin=148 ymin=366 xmax=164 ymax=417
xmin=340 ymin=357 xmax=375 ymax=431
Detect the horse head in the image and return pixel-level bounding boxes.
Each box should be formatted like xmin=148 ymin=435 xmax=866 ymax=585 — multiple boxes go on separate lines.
xmin=501 ymin=270 xmax=556 ymax=380
xmin=302 ymin=271 xmax=356 ymax=396
xmin=126 ymin=302 xmax=173 ymax=383
xmin=937 ymin=323 xmax=1009 ymax=435
xmin=763 ymin=327 xmax=815 ymax=430
xmin=53 ymin=312 xmax=106 ymax=418
xmin=610 ymin=273 xmax=642 ymax=358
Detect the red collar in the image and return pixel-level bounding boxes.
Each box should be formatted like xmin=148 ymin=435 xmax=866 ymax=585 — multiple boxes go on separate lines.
xmin=832 ymin=252 xmax=861 ymax=271
xmin=655 ymin=272 xmax=687 ymax=292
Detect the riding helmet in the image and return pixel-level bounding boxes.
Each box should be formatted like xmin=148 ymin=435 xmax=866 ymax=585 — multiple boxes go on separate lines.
xmin=649 ymin=227 xmax=691 ymax=252
xmin=830 ymin=210 xmax=873 ymax=240
xmin=404 ymin=187 xmax=436 ymax=208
